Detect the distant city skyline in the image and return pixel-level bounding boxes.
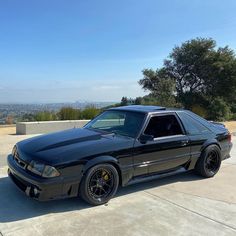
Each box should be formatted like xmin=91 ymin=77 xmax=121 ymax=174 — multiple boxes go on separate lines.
xmin=0 ymin=0 xmax=236 ymax=103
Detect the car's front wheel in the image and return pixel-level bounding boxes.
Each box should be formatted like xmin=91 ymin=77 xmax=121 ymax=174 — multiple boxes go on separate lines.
xmin=195 ymin=145 xmax=221 ymax=178
xmin=79 ymin=164 xmax=119 ymax=205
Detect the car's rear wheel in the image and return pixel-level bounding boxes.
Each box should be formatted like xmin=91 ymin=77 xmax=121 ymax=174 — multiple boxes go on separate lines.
xmin=79 ymin=164 xmax=119 ymax=205
xmin=195 ymin=145 xmax=221 ymax=178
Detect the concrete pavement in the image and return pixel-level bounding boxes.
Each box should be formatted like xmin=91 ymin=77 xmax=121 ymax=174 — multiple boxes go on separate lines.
xmin=0 ymin=134 xmax=235 ymax=236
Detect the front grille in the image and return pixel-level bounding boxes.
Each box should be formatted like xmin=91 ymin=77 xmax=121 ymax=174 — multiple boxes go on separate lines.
xmin=14 ymin=156 xmax=27 ymax=169
xmin=13 ymin=148 xmax=27 ymax=169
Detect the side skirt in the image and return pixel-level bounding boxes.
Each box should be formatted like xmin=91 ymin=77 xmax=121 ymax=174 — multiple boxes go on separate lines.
xmin=126 ymin=167 xmax=187 ymax=186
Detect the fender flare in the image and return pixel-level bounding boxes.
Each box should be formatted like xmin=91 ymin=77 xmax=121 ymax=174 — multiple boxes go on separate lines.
xmin=188 ymin=138 xmax=221 ymax=170
xmin=82 ymin=155 xmax=120 ymax=174
xmin=200 ymin=138 xmax=221 ymax=152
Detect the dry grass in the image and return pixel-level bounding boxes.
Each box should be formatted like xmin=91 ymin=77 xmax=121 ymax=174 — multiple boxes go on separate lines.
xmin=223 ymin=121 xmax=236 ymax=134
xmin=0 ymin=126 xmax=16 ymax=135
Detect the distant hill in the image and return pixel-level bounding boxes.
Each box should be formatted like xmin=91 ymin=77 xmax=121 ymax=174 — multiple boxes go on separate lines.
xmin=0 ymin=102 xmax=116 ymax=124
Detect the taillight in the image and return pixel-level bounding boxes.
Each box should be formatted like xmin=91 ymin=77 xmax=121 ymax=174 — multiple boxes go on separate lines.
xmin=227 ymin=133 xmax=232 ymax=142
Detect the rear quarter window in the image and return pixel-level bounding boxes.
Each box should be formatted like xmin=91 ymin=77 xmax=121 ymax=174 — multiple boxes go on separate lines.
xmin=177 ymin=112 xmax=210 ymax=135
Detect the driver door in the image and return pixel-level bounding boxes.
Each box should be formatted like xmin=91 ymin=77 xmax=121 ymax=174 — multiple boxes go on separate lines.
xmin=132 ymin=113 xmax=191 ymax=176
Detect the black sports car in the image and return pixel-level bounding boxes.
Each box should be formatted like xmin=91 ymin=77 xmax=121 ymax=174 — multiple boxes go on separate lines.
xmin=8 ymin=105 xmax=232 ymax=205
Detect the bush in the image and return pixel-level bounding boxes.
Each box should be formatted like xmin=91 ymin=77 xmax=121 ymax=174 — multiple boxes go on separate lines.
xmin=58 ymin=106 xmax=101 ymax=120
xmin=20 ymin=113 xmax=36 ymax=122
xmin=207 ymin=97 xmax=231 ymax=121
xmin=191 ymin=104 xmax=208 ymax=118
xmin=58 ymin=107 xmax=81 ymax=120
xmin=141 ymin=94 xmax=181 ymax=108
xmin=81 ymin=106 xmax=100 ymax=119
xmin=35 ymin=111 xmax=57 ymax=121
xmin=229 ymin=113 xmax=236 ymax=121
xmin=31 ymin=106 xmax=101 ymax=122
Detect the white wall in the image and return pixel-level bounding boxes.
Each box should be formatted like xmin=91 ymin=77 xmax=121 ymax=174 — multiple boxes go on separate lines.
xmin=16 ymin=120 xmax=90 ymax=135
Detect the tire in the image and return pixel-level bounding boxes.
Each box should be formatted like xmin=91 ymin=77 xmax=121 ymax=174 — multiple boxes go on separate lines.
xmin=195 ymin=144 xmax=221 ymax=178
xmin=79 ymin=164 xmax=119 ymax=206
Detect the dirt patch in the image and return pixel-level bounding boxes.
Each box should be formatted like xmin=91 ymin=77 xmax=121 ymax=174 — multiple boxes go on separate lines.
xmin=222 ymin=121 xmax=236 ymax=134
xmin=0 ymin=126 xmax=16 ymax=135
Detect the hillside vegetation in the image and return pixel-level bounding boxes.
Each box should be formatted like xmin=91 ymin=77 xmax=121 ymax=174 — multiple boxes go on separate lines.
xmin=121 ymin=38 xmax=236 ymax=121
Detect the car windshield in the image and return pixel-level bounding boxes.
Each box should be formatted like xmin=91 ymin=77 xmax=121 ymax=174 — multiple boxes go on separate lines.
xmin=84 ymin=110 xmax=145 ymax=138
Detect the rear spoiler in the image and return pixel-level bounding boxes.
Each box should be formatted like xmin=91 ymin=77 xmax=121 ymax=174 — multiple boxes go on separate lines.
xmin=208 ymin=121 xmax=225 ymax=127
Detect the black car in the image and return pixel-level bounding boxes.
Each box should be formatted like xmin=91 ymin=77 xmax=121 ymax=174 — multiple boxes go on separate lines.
xmin=8 ymin=105 xmax=232 ymax=205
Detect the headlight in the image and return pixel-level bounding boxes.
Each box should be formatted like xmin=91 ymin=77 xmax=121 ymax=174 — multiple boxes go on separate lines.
xmin=27 ymin=160 xmax=60 ymax=178
xmin=43 ymin=165 xmax=60 ymax=178
xmin=12 ymin=145 xmax=17 ymax=157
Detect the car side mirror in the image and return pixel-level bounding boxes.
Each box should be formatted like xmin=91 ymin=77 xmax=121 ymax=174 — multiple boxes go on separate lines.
xmin=139 ymin=134 xmax=154 ymax=144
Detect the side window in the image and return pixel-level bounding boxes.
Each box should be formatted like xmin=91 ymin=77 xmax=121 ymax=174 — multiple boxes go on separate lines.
xmin=144 ymin=115 xmax=183 ymax=138
xmin=91 ymin=112 xmax=125 ymax=129
xmin=177 ymin=112 xmax=210 ymax=135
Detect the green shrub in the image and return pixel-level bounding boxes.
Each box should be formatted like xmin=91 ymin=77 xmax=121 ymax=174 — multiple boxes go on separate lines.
xmin=20 ymin=113 xmax=36 ymax=122
xmin=81 ymin=106 xmax=100 ymax=119
xmin=207 ymin=97 xmax=231 ymax=121
xmin=35 ymin=111 xmax=57 ymax=121
xmin=229 ymin=113 xmax=236 ymax=121
xmin=191 ymin=105 xmax=208 ymax=118
xmin=58 ymin=107 xmax=81 ymax=120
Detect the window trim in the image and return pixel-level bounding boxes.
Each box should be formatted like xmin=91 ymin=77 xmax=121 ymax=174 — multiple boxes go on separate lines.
xmin=138 ymin=112 xmax=186 ymax=141
xmin=176 ymin=111 xmax=211 ymax=136
xmin=84 ymin=110 xmax=147 ymax=139
xmin=152 ymin=134 xmax=186 ymax=142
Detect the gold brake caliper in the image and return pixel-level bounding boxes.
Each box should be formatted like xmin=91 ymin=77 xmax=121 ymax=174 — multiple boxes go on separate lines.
xmin=102 ymin=170 xmax=109 ymax=181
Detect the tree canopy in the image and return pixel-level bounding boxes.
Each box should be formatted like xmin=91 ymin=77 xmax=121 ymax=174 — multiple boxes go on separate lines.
xmin=139 ymin=68 xmax=177 ymax=107
xmin=138 ymin=38 xmax=236 ymax=121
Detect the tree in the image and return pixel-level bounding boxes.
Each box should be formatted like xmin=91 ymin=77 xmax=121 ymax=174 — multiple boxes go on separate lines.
xmin=134 ymin=97 xmax=142 ymax=105
xmin=139 ymin=68 xmax=177 ymax=107
xmin=58 ymin=107 xmax=81 ymax=120
xmin=164 ymin=38 xmax=236 ymax=110
xmin=120 ymin=97 xmax=128 ymax=106
xmin=139 ymin=38 xmax=236 ymax=120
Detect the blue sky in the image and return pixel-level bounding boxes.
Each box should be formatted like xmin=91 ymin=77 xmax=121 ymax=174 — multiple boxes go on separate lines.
xmin=0 ymin=0 xmax=236 ymax=103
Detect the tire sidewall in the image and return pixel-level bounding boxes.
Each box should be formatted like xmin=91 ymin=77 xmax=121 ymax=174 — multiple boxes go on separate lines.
xmin=80 ymin=164 xmax=119 ymax=205
xmin=201 ymin=145 xmax=221 ymax=177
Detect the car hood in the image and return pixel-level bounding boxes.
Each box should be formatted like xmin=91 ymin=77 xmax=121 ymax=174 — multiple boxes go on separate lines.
xmin=16 ymin=128 xmax=134 ymax=165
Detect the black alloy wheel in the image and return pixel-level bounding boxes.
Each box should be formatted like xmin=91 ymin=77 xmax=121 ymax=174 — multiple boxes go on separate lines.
xmin=204 ymin=150 xmax=221 ymax=174
xmin=195 ymin=144 xmax=221 ymax=178
xmin=79 ymin=164 xmax=119 ymax=205
xmin=88 ymin=168 xmax=114 ymax=199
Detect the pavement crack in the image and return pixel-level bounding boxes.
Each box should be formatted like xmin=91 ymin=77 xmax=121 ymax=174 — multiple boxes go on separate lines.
xmin=161 ymin=187 xmax=236 ymax=205
xmin=144 ymin=190 xmax=236 ymax=232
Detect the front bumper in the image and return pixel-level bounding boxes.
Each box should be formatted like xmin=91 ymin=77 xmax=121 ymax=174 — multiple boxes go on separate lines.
xmin=7 ymin=154 xmax=81 ymax=201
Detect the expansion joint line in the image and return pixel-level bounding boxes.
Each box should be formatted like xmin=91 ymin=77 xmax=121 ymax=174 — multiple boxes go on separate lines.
xmin=144 ymin=190 xmax=236 ymax=232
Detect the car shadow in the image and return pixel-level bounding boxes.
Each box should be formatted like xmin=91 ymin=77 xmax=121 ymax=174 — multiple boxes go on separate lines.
xmin=116 ymin=171 xmax=203 ymax=197
xmin=0 ymin=171 xmax=203 ymax=223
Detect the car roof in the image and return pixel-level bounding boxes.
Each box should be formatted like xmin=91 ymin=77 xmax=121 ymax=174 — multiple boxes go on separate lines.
xmin=109 ymin=105 xmax=167 ymax=113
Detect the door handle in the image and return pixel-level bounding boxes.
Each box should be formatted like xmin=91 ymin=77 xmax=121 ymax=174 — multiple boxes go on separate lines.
xmin=181 ymin=140 xmax=189 ymax=146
